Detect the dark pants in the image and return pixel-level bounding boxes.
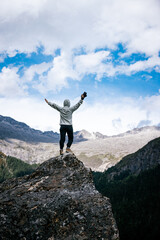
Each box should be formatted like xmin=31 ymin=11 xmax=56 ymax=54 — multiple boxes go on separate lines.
xmin=60 ymin=125 xmax=73 ymax=150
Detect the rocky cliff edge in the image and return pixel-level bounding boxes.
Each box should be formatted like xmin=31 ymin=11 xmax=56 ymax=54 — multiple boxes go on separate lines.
xmin=0 ymin=154 xmax=119 ymax=240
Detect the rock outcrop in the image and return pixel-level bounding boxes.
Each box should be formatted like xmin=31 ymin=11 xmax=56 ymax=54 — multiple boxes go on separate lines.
xmin=0 ymin=154 xmax=119 ymax=240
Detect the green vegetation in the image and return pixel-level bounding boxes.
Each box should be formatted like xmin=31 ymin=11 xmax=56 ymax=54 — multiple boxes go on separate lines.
xmin=93 ymin=165 xmax=160 ymax=240
xmin=0 ymin=152 xmax=38 ymax=183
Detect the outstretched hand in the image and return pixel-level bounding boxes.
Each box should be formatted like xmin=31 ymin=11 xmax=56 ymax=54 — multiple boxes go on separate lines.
xmin=45 ymin=98 xmax=48 ymax=104
xmin=81 ymin=94 xmax=84 ymax=100
xmin=81 ymin=92 xmax=87 ymax=100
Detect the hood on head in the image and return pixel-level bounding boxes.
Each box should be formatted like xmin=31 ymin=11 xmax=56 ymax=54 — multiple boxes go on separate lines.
xmin=63 ymin=99 xmax=70 ymax=107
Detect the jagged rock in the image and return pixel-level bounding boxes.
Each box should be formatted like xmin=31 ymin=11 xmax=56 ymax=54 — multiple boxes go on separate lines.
xmin=0 ymin=154 xmax=119 ymax=240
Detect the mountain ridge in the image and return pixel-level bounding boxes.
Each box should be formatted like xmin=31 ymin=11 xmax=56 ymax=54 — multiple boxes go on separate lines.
xmin=93 ymin=137 xmax=160 ymax=240
xmin=1 ymin=114 xmax=160 ymax=143
xmin=1 ymin=114 xmax=160 ymax=172
xmin=103 ymin=136 xmax=160 ymax=180
xmin=0 ymin=115 xmax=107 ymax=143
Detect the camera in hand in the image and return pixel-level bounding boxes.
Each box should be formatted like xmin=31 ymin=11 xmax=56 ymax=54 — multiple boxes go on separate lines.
xmin=83 ymin=92 xmax=87 ymax=98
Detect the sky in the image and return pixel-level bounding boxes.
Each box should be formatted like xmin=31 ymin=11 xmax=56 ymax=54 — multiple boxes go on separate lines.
xmin=0 ymin=0 xmax=160 ymax=136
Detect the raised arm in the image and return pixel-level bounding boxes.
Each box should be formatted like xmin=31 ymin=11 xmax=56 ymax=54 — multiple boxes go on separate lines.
xmin=70 ymin=99 xmax=83 ymax=112
xmin=45 ymin=98 xmax=62 ymax=112
xmin=70 ymin=92 xmax=87 ymax=112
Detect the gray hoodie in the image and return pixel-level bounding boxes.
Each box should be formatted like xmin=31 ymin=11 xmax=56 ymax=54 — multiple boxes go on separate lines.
xmin=48 ymin=99 xmax=83 ymax=125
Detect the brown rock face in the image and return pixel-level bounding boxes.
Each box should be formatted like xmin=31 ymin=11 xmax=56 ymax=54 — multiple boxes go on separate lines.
xmin=0 ymin=154 xmax=119 ymax=240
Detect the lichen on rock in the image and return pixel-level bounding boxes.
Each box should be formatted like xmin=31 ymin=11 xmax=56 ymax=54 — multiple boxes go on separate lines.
xmin=0 ymin=153 xmax=119 ymax=240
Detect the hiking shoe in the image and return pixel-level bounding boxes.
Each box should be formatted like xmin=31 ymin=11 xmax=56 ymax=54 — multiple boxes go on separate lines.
xmin=60 ymin=150 xmax=64 ymax=155
xmin=66 ymin=148 xmax=73 ymax=154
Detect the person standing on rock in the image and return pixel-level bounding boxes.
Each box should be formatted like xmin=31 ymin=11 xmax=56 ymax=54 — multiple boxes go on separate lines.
xmin=45 ymin=92 xmax=87 ymax=155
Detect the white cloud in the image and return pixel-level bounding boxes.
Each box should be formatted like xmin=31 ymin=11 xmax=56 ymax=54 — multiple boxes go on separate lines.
xmin=0 ymin=0 xmax=160 ymax=94
xmin=0 ymin=0 xmax=160 ymax=57
xmin=0 ymin=0 xmax=47 ymax=20
xmin=0 ymin=51 xmax=112 ymax=97
xmin=124 ymin=56 xmax=160 ymax=75
xmin=74 ymin=50 xmax=110 ymax=80
xmin=0 ymin=97 xmax=60 ymax=132
xmin=0 ymin=67 xmax=27 ymax=97
xmin=23 ymin=62 xmax=52 ymax=83
xmin=74 ymin=95 xmax=160 ymax=135
xmin=86 ymin=55 xmax=160 ymax=77
xmin=3 ymin=50 xmax=158 ymax=97
xmin=1 ymin=94 xmax=160 ymax=135
xmin=31 ymin=50 xmax=111 ymax=92
xmin=34 ymin=51 xmax=79 ymax=93
xmin=19 ymin=52 xmax=160 ymax=94
xmin=155 ymin=66 xmax=160 ymax=73
xmin=112 ymin=118 xmax=122 ymax=130
xmin=109 ymin=56 xmax=160 ymax=76
xmin=0 ymin=0 xmax=160 ymax=110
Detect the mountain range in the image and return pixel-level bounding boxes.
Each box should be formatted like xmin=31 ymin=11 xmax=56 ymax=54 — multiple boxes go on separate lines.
xmin=1 ymin=136 xmax=160 ymax=239
xmin=1 ymin=114 xmax=160 ymax=171
xmin=0 ymin=115 xmax=107 ymax=143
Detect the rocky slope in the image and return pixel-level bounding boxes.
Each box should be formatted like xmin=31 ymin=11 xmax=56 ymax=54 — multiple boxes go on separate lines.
xmin=1 ymin=125 xmax=160 ymax=172
xmin=93 ymin=137 xmax=160 ymax=240
xmin=104 ymin=137 xmax=160 ymax=180
xmin=0 ymin=154 xmax=119 ymax=240
xmin=0 ymin=115 xmax=59 ymax=143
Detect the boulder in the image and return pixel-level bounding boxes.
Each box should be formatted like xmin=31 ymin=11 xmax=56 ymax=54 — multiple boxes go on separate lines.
xmin=0 ymin=154 xmax=119 ymax=240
